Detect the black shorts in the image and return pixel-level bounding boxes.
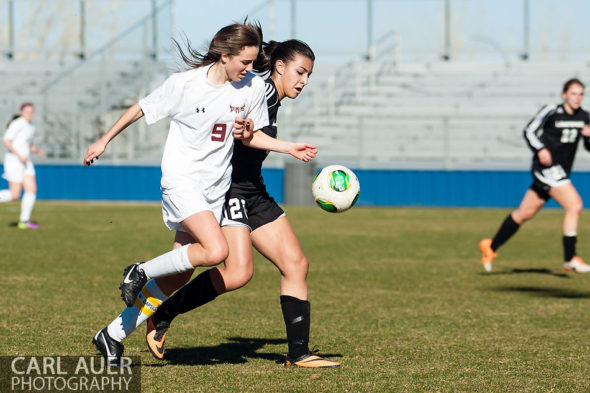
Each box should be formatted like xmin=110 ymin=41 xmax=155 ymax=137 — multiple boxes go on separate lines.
xmin=530 ymin=178 xmax=551 ymax=201
xmin=221 ymin=184 xmax=284 ymax=231
xmin=530 ymin=165 xmax=572 ymax=201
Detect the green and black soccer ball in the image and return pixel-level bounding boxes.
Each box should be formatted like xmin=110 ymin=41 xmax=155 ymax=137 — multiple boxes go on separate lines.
xmin=312 ymin=165 xmax=360 ymax=213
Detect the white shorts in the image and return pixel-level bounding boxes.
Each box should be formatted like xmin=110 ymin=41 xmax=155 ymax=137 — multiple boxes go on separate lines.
xmin=2 ymin=155 xmax=35 ymax=183
xmin=161 ymin=186 xmax=224 ymax=232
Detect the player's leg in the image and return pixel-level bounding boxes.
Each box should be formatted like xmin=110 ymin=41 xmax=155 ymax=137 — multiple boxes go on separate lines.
xmin=18 ymin=172 xmax=38 ymax=229
xmin=120 ymin=209 xmax=228 ymax=307
xmin=252 ymin=216 xmax=339 ymax=368
xmin=480 ymin=186 xmax=546 ymax=271
xmin=146 ymin=225 xmax=253 ymax=359
xmin=0 ymin=180 xmax=22 ymax=202
xmin=0 ymin=180 xmax=19 ymax=202
xmin=0 ymin=157 xmax=24 ymax=202
xmin=100 ymin=231 xmax=195 ymax=345
xmin=550 ymin=182 xmax=589 ymax=272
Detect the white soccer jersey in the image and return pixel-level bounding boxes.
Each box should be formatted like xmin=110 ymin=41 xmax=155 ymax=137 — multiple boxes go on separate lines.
xmin=3 ymin=117 xmax=34 ymax=158
xmin=139 ymin=65 xmax=269 ymax=203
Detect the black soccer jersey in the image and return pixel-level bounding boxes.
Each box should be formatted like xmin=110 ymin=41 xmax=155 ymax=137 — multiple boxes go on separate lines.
xmin=230 ymin=78 xmax=281 ymax=190
xmin=523 ymin=104 xmax=590 ymax=179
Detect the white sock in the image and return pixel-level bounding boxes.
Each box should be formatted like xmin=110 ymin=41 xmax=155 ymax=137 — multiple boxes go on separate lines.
xmin=19 ymin=192 xmax=36 ymax=222
xmin=139 ymin=244 xmax=192 ymax=279
xmin=0 ymin=189 xmax=11 ymax=202
xmin=106 ymin=279 xmax=169 ymax=342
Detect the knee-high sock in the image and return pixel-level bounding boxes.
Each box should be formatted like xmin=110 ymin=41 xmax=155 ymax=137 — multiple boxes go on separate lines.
xmin=0 ymin=189 xmax=12 ymax=202
xmin=280 ymin=295 xmax=310 ymax=359
xmin=19 ymin=192 xmax=35 ymax=222
xmin=107 ymin=279 xmax=169 ymax=342
xmin=491 ymin=214 xmax=520 ymax=251
xmin=154 ymin=269 xmax=219 ymax=324
xmin=563 ymin=234 xmax=577 ymax=262
xmin=139 ymin=244 xmax=193 ymax=279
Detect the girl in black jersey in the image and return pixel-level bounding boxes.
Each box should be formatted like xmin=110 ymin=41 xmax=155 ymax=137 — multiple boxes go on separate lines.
xmin=480 ymin=79 xmax=590 ymax=273
xmin=146 ymin=40 xmax=340 ymax=368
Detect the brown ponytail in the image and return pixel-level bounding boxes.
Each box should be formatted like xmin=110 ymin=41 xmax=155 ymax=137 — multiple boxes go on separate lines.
xmin=175 ymin=22 xmax=263 ymax=70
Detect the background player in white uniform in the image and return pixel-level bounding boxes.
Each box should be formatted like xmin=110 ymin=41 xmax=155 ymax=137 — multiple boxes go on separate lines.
xmin=144 ymin=40 xmax=340 ymax=368
xmin=0 ymin=103 xmax=43 ymax=229
xmin=480 ymin=79 xmax=590 ymax=273
xmin=84 ymin=22 xmax=317 ymax=365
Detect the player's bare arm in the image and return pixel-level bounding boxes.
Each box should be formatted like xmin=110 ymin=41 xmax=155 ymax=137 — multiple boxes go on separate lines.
xmin=84 ymin=103 xmax=144 ymax=166
xmin=3 ymin=139 xmax=27 ymax=163
xmin=31 ymin=144 xmax=44 ymax=156
xmin=233 ymin=116 xmax=316 ymax=162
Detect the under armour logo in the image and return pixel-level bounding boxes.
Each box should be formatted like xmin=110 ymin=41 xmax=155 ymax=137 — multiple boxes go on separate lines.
xmin=195 ymin=107 xmax=205 ymax=113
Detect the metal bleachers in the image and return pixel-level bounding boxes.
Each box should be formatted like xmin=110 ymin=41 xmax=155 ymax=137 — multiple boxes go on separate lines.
xmin=270 ymin=58 xmax=590 ymax=170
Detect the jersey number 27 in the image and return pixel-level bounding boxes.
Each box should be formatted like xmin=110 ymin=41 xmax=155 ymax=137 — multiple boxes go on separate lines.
xmin=560 ymin=128 xmax=578 ymax=143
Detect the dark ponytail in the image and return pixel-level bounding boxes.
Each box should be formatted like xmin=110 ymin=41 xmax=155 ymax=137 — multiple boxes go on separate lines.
xmin=6 ymin=114 xmax=20 ymax=128
xmin=255 ymin=39 xmax=315 ymax=76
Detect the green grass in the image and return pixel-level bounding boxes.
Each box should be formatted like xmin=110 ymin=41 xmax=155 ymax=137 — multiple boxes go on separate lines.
xmin=2 ymin=202 xmax=590 ymax=392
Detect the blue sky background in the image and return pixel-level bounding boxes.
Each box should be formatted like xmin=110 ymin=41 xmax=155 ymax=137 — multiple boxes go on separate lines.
xmin=174 ymin=0 xmax=590 ymax=63
xmin=1 ymin=0 xmax=588 ymax=64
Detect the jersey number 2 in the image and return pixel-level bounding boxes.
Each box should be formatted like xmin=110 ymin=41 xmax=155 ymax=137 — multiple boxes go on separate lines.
xmin=228 ymin=198 xmax=247 ymax=220
xmin=211 ymin=124 xmax=227 ymax=142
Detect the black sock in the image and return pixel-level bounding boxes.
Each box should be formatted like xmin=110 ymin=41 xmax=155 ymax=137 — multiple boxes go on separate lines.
xmin=563 ymin=235 xmax=577 ymax=262
xmin=280 ymin=295 xmax=310 ymax=360
xmin=491 ymin=214 xmax=520 ymax=251
xmin=155 ymin=269 xmax=219 ymax=325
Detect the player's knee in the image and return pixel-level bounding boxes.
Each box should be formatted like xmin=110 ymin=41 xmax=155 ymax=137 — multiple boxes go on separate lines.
xmin=206 ymin=243 xmax=229 ymax=266
xmin=568 ymin=200 xmax=583 ymax=215
xmin=226 ymin=269 xmax=253 ymax=291
xmin=516 ymin=209 xmax=535 ymax=222
xmin=282 ymin=254 xmax=309 ymax=280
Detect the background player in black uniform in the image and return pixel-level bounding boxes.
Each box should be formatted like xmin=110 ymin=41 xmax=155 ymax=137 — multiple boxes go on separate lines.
xmin=146 ymin=40 xmax=340 ymax=368
xmin=480 ymin=78 xmax=590 ymax=273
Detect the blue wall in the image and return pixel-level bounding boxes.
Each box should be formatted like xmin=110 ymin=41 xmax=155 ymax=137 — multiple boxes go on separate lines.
xmin=2 ymin=164 xmax=588 ymax=208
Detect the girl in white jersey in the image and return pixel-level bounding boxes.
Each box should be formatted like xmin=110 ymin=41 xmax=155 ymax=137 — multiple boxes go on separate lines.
xmin=0 ymin=103 xmax=43 ymax=229
xmin=85 ymin=22 xmax=317 ymax=365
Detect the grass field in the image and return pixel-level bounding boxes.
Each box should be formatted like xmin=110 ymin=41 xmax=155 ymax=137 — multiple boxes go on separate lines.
xmin=2 ymin=202 xmax=590 ymax=392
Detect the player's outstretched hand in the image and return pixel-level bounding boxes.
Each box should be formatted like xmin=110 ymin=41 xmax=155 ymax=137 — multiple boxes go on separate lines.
xmin=233 ymin=117 xmax=254 ymax=140
xmin=582 ymin=125 xmax=590 ymax=137
xmin=289 ymin=143 xmax=317 ymax=162
xmin=84 ymin=140 xmax=106 ymax=166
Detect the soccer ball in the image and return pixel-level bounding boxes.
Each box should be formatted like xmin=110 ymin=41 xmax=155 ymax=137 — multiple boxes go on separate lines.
xmin=312 ymin=165 xmax=360 ymax=213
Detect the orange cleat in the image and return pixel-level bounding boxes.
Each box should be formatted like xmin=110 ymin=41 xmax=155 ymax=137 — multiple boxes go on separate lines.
xmin=145 ymin=316 xmax=168 ymax=360
xmin=479 ymin=238 xmax=497 ymax=272
xmin=284 ymin=352 xmax=340 ymax=368
xmin=563 ymin=256 xmax=590 ymax=273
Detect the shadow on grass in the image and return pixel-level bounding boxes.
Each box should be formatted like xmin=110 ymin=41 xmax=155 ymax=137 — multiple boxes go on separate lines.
xmin=491 ymin=285 xmax=590 ymax=299
xmin=480 ymin=268 xmax=570 ymax=279
xmin=143 ymin=336 xmax=343 ymax=367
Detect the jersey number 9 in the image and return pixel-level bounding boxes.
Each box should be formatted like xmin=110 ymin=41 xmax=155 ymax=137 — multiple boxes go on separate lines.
xmin=211 ymin=124 xmax=227 ymax=142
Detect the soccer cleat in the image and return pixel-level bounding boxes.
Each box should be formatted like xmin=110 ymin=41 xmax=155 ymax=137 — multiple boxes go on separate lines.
xmin=120 ymin=263 xmax=148 ymax=307
xmin=479 ymin=238 xmax=497 ymax=272
xmin=17 ymin=221 xmax=39 ymax=229
xmin=92 ymin=327 xmax=124 ymax=366
xmin=284 ymin=351 xmax=341 ymax=368
xmin=563 ymin=256 xmax=590 ymax=273
xmin=145 ymin=316 xmax=170 ymax=360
